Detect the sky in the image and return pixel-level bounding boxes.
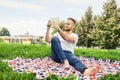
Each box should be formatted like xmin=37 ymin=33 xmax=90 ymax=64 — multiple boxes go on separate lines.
xmin=0 ymin=0 xmax=120 ymax=37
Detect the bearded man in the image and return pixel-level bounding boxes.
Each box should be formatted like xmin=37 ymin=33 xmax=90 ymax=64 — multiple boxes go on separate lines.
xmin=45 ymin=17 xmax=99 ymax=75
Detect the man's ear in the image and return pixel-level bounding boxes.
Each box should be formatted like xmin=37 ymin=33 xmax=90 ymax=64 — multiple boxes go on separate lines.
xmin=72 ymin=23 xmax=75 ymax=27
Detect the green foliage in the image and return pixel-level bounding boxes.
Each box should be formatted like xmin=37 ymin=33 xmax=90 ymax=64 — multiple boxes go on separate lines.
xmin=73 ymin=0 xmax=120 ymax=49
xmin=88 ymin=0 xmax=120 ymax=49
xmin=0 ymin=62 xmax=37 ymax=80
xmin=98 ymin=72 xmax=120 ymax=80
xmin=0 ymin=27 xmax=10 ymax=36
xmin=75 ymin=7 xmax=93 ymax=47
xmin=44 ymin=73 xmax=76 ymax=80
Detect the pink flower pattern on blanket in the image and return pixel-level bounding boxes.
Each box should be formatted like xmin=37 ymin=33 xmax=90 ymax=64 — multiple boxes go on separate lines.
xmin=8 ymin=57 xmax=120 ymax=80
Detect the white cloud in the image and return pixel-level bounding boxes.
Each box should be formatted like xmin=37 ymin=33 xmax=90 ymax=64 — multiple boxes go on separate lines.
xmin=64 ymin=7 xmax=81 ymax=12
xmin=63 ymin=0 xmax=107 ymax=15
xmin=64 ymin=0 xmax=106 ymax=5
xmin=0 ymin=0 xmax=47 ymax=11
xmin=0 ymin=20 xmax=47 ymax=36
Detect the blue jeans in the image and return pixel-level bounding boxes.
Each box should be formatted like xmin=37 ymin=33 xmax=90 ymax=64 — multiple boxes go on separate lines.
xmin=50 ymin=36 xmax=87 ymax=73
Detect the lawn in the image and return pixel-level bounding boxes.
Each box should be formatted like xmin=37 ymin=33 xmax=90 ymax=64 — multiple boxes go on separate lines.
xmin=0 ymin=42 xmax=120 ymax=80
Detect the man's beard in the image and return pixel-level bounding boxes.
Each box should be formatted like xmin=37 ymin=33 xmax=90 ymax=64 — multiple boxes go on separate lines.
xmin=64 ymin=28 xmax=72 ymax=32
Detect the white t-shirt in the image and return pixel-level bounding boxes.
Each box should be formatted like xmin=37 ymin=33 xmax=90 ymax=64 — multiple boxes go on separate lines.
xmin=53 ymin=32 xmax=78 ymax=53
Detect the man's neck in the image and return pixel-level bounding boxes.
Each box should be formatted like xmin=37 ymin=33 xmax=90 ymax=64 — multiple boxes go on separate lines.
xmin=65 ymin=30 xmax=72 ymax=34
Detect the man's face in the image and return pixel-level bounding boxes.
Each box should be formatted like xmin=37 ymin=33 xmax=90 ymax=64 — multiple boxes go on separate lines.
xmin=64 ymin=20 xmax=74 ymax=31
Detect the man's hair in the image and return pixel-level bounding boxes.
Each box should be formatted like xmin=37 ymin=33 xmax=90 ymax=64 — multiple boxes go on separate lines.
xmin=67 ymin=17 xmax=76 ymax=24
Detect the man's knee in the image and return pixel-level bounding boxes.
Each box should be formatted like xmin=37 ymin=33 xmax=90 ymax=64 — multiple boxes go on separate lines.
xmin=51 ymin=36 xmax=59 ymax=43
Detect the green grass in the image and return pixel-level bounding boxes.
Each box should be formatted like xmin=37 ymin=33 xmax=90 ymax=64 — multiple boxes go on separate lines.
xmin=43 ymin=72 xmax=76 ymax=80
xmin=0 ymin=43 xmax=51 ymax=60
xmin=0 ymin=42 xmax=120 ymax=80
xmin=98 ymin=72 xmax=120 ymax=80
xmin=75 ymin=48 xmax=120 ymax=61
xmin=0 ymin=43 xmax=120 ymax=61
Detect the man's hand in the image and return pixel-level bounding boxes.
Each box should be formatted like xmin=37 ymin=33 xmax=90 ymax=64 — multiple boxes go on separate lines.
xmin=52 ymin=22 xmax=60 ymax=30
xmin=47 ymin=20 xmax=52 ymax=28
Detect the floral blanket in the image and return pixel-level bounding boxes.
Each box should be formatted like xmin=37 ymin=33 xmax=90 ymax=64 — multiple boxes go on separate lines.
xmin=8 ymin=57 xmax=120 ymax=80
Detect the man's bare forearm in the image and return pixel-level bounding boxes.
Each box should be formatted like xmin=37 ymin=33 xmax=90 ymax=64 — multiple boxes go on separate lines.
xmin=45 ymin=27 xmax=51 ymax=43
xmin=45 ymin=20 xmax=52 ymax=43
xmin=57 ymin=27 xmax=75 ymax=42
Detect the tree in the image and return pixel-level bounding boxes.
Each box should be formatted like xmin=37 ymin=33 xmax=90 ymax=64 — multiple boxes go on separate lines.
xmin=75 ymin=7 xmax=93 ymax=47
xmin=78 ymin=17 xmax=86 ymax=47
xmin=90 ymin=0 xmax=120 ymax=49
xmin=0 ymin=27 xmax=11 ymax=36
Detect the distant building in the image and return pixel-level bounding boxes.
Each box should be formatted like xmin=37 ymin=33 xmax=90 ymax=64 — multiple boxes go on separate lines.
xmin=0 ymin=35 xmax=43 ymax=44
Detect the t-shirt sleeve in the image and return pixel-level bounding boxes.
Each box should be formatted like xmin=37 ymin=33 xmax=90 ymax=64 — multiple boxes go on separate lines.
xmin=73 ymin=33 xmax=78 ymax=44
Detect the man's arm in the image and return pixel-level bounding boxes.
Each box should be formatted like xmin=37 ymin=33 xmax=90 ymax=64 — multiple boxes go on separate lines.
xmin=57 ymin=28 xmax=75 ymax=42
xmin=45 ymin=21 xmax=52 ymax=43
xmin=53 ymin=23 xmax=75 ymax=42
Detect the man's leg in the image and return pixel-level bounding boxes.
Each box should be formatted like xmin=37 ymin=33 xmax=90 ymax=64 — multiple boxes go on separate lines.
xmin=64 ymin=51 xmax=99 ymax=75
xmin=50 ymin=36 xmax=69 ymax=68
xmin=64 ymin=51 xmax=87 ymax=73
